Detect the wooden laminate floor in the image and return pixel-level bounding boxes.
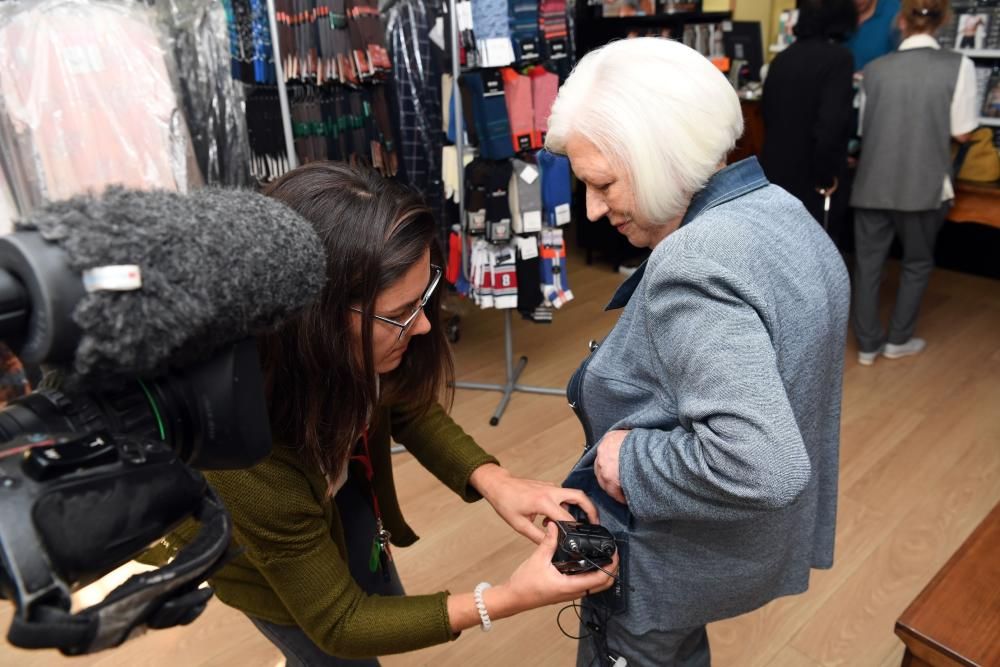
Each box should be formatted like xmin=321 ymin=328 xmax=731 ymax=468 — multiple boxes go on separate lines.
xmin=2 ymin=245 xmax=998 ymax=667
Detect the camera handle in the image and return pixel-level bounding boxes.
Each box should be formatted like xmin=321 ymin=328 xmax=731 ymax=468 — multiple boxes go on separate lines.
xmin=6 ymin=487 xmax=233 ymax=655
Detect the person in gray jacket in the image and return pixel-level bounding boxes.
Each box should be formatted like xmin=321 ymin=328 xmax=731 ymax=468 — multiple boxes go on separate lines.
xmin=544 ymin=37 xmax=851 ymax=666
xmin=850 ymin=0 xmax=978 ymax=365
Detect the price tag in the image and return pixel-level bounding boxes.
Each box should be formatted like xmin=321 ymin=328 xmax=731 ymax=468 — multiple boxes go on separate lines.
xmin=482 ymin=69 xmax=505 ymax=96
xmin=429 ymin=17 xmax=445 ymax=49
xmin=555 ymin=203 xmax=572 ymax=226
xmin=468 ymin=209 xmax=486 ymax=232
xmin=516 ymin=235 xmax=539 ymax=260
xmin=522 ymin=210 xmax=542 ymax=232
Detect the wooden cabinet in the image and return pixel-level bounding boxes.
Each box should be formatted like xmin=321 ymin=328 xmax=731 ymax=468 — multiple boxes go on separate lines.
xmin=894 ymin=502 xmax=1000 ymax=667
xmin=948 ymin=180 xmax=1000 ymax=230
xmin=729 ymin=98 xmax=764 ymax=164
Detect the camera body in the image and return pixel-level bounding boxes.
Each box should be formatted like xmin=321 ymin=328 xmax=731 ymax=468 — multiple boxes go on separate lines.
xmin=552 ymin=521 xmax=616 ymax=575
xmin=0 ymin=339 xmax=268 ymax=654
xmin=0 ymin=430 xmax=207 ymax=598
xmin=0 ymin=428 xmax=233 ymax=655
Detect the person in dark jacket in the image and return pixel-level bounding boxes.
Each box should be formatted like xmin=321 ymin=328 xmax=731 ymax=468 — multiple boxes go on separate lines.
xmin=761 ymin=0 xmax=857 ymax=246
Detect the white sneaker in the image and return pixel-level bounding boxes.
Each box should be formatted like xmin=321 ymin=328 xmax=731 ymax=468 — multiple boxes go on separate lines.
xmin=858 ymin=346 xmax=883 ymax=366
xmin=884 ymin=338 xmax=926 ymax=360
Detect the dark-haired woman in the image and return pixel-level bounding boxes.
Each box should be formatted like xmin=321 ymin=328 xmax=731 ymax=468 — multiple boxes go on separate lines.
xmin=146 ymin=161 xmax=614 ymax=665
xmin=761 ymin=0 xmax=858 ymax=245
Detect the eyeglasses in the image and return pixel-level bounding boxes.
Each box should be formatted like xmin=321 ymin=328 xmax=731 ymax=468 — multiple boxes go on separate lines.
xmin=351 ymin=265 xmax=443 ymax=343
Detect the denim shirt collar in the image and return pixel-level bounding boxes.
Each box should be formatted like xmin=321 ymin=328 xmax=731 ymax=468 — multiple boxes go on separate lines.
xmin=605 ymin=158 xmax=769 ymax=311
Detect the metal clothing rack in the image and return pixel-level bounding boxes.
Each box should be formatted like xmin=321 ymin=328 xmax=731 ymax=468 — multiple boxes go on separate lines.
xmin=267 ymin=0 xmax=564 ymax=426
xmin=445 ymin=0 xmax=565 ymax=426
xmin=455 ymin=309 xmax=565 ymax=425
xmin=265 ymin=0 xmax=299 ymax=173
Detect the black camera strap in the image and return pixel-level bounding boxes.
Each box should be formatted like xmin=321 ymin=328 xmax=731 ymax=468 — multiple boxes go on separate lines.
xmin=6 ymin=488 xmax=234 ymax=655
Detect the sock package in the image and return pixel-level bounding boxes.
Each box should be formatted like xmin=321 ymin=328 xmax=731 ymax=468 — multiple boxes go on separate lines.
xmin=538 ymin=150 xmax=571 ymax=227
xmin=540 ymin=228 xmax=572 ymax=307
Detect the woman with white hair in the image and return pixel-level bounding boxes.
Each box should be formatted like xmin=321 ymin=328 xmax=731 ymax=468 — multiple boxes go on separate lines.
xmin=548 ymin=38 xmax=851 ymax=665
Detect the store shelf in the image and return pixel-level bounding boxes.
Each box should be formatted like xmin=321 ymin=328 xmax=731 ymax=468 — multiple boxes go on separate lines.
xmin=580 ymin=11 xmax=732 ymax=24
xmin=963 ymin=49 xmax=1000 ymax=58
xmin=979 ymin=116 xmax=1000 ymax=127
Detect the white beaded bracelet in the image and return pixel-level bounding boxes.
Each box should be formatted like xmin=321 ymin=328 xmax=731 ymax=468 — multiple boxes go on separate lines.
xmin=473 ymin=582 xmax=493 ymax=633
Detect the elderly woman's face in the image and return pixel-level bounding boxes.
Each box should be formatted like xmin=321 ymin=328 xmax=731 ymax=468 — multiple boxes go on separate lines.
xmin=565 ymin=135 xmax=672 ymax=249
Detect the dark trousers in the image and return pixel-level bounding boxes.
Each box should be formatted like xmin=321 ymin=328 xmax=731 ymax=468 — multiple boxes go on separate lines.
xmin=247 ymin=474 xmax=405 ymax=666
xmin=575 ymin=603 xmax=710 ymax=667
xmin=852 ymin=206 xmax=946 ymax=353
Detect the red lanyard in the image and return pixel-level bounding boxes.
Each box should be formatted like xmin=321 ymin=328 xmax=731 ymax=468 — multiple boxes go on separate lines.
xmin=350 ymin=429 xmax=382 ymax=518
xmin=350 ymin=429 xmax=392 ymax=576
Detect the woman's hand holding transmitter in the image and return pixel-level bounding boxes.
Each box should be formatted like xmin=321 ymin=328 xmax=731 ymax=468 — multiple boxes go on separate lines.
xmin=470 ymin=463 xmax=601 ymax=543
xmin=446 ymin=522 xmax=619 ymax=633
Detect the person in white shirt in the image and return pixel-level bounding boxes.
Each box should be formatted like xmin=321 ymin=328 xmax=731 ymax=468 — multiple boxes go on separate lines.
xmin=849 ymin=0 xmax=978 ymax=365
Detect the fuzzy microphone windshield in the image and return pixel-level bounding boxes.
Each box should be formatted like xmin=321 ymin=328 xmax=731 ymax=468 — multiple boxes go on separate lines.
xmin=0 ymin=187 xmax=327 ymax=386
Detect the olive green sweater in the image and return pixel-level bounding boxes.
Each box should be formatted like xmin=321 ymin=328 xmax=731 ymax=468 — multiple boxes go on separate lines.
xmin=143 ymin=402 xmax=498 ymax=659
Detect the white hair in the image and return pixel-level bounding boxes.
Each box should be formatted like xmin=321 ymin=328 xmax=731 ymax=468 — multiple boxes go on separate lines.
xmin=545 ymin=37 xmax=744 ymax=224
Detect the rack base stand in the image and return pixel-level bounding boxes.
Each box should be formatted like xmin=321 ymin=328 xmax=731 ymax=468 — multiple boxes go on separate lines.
xmin=454 ymin=310 xmax=565 ymax=425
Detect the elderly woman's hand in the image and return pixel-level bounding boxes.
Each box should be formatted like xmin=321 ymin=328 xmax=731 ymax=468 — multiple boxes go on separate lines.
xmin=595 ymin=429 xmax=630 ymax=504
xmin=470 ymin=464 xmax=600 ymax=544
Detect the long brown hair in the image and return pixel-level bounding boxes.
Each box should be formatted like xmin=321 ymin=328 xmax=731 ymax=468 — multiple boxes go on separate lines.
xmin=258 ymin=162 xmax=453 ymax=485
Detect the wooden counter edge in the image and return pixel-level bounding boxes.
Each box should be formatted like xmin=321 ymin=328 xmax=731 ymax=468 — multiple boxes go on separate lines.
xmin=893 ymin=502 xmax=1000 ymax=667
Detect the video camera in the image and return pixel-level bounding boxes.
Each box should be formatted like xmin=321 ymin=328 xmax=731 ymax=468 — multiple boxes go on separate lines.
xmin=0 ymin=221 xmax=279 ymax=654
xmin=0 ymin=343 xmax=270 ymax=655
